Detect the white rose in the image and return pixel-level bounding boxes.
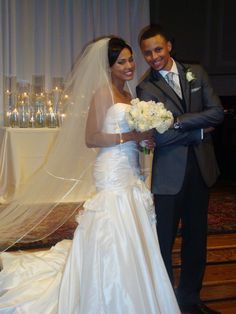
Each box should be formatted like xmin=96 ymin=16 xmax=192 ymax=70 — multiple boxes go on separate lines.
xmin=130 ymin=98 xmax=140 ymax=106
xmin=186 ymin=70 xmax=196 ymax=82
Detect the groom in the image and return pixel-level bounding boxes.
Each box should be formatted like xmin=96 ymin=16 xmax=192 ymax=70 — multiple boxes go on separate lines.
xmin=136 ymin=25 xmax=224 ymax=314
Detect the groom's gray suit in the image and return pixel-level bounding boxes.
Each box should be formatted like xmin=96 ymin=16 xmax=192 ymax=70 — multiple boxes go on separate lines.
xmin=137 ymin=62 xmax=223 ymax=195
xmin=136 ymin=61 xmax=224 ymax=308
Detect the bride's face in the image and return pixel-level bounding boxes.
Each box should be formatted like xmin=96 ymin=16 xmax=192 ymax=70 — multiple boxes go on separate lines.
xmin=111 ymin=48 xmax=135 ymax=82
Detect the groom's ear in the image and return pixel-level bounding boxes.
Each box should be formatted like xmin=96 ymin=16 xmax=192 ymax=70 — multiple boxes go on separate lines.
xmin=167 ymin=41 xmax=172 ymax=53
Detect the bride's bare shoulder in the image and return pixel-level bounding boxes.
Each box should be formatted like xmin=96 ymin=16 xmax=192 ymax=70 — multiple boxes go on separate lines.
xmin=91 ymin=86 xmax=113 ymax=109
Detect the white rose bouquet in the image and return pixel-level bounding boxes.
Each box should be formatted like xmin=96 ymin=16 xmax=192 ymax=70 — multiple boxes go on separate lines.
xmin=126 ymin=98 xmax=173 ymax=133
xmin=126 ymin=98 xmax=174 ymax=153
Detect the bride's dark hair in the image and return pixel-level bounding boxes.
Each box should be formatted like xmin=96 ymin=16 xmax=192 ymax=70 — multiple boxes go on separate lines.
xmin=108 ymin=37 xmax=133 ymax=66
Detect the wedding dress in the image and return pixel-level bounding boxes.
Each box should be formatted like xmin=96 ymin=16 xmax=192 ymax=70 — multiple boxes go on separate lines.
xmin=0 ymin=103 xmax=180 ymax=314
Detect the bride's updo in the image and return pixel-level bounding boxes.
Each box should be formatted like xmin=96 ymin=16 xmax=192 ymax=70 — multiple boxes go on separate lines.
xmin=108 ymin=37 xmax=133 ymax=66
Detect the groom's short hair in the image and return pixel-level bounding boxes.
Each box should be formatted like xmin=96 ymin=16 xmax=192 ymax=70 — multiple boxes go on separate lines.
xmin=139 ymin=24 xmax=173 ymax=46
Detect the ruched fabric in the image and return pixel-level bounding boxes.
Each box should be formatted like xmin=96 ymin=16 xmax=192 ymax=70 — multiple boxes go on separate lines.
xmin=58 ymin=104 xmax=180 ymax=314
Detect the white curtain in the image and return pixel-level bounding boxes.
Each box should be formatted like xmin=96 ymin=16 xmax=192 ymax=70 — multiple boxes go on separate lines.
xmin=0 ymin=0 xmax=150 ymax=125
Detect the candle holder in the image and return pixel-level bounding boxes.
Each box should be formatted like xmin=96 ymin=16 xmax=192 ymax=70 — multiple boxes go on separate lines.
xmin=18 ymin=103 xmax=30 ymax=128
xmin=52 ymin=86 xmax=62 ymax=114
xmin=17 ymin=92 xmax=30 ymax=128
xmin=59 ymin=113 xmax=66 ymax=126
xmin=57 ymin=93 xmax=70 ymax=126
xmin=34 ymin=92 xmax=45 ymax=128
xmin=3 ymin=76 xmax=17 ymax=126
xmin=35 ymin=109 xmax=45 ymax=128
xmin=47 ymin=107 xmax=58 ymax=128
xmin=10 ymin=108 xmax=19 ymax=128
xmin=3 ymin=90 xmax=16 ymax=126
xmin=2 ymin=76 xmax=69 ymax=128
xmin=29 ymin=115 xmax=35 ymax=128
xmin=5 ymin=111 xmax=12 ymax=127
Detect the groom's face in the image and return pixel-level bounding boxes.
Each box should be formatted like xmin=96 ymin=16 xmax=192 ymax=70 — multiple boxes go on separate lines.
xmin=140 ymin=34 xmax=172 ymax=72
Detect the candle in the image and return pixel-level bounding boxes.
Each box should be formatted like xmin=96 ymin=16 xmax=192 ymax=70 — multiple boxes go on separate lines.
xmin=47 ymin=107 xmax=57 ymax=128
xmin=59 ymin=113 xmax=66 ymax=125
xmin=29 ymin=115 xmax=35 ymax=128
xmin=10 ymin=108 xmax=19 ymax=128
xmin=4 ymin=90 xmax=15 ymax=124
xmin=35 ymin=109 xmax=45 ymax=128
xmin=5 ymin=111 xmax=11 ymax=127
xmin=52 ymin=86 xmax=62 ymax=112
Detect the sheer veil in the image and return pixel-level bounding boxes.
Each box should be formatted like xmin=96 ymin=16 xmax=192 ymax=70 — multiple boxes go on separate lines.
xmin=0 ymin=38 xmax=122 ymax=251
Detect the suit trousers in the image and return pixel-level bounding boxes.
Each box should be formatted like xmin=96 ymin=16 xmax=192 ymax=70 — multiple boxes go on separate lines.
xmin=154 ymin=147 xmax=209 ymax=306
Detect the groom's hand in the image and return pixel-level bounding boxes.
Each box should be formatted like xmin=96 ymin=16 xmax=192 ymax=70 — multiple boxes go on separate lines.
xmin=204 ymin=127 xmax=215 ymax=133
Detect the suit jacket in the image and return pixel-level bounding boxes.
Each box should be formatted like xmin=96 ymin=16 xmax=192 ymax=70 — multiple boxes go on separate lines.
xmin=136 ymin=61 xmax=224 ymax=195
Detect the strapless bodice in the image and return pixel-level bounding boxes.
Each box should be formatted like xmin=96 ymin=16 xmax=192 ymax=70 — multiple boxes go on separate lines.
xmin=94 ymin=103 xmax=140 ymax=191
xmin=102 ymin=103 xmax=131 ymax=134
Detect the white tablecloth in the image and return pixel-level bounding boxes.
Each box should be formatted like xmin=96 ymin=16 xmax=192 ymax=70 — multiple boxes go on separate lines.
xmin=0 ymin=127 xmax=58 ymax=203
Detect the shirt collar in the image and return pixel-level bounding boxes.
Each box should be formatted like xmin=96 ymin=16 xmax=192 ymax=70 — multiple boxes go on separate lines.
xmin=159 ymin=59 xmax=179 ymax=78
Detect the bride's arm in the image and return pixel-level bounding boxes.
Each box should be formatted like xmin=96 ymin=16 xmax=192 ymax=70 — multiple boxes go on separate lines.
xmin=85 ymin=97 xmax=153 ymax=148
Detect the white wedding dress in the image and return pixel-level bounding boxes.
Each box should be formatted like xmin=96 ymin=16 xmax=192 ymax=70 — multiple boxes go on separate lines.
xmin=0 ymin=103 xmax=180 ymax=314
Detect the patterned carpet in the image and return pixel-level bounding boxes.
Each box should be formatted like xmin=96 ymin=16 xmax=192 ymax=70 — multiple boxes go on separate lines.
xmin=208 ymin=179 xmax=236 ymax=234
xmin=8 ymin=179 xmax=236 ymax=251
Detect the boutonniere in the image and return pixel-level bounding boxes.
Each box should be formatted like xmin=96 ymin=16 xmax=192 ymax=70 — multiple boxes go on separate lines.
xmin=185 ymin=68 xmax=196 ymax=83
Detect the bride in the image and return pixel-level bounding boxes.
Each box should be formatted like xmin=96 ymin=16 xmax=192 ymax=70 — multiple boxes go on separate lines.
xmin=0 ymin=37 xmax=180 ymax=313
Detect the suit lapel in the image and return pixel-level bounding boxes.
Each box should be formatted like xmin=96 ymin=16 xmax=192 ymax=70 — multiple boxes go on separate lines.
xmin=177 ymin=62 xmax=191 ymax=111
xmin=149 ymin=71 xmax=185 ymax=113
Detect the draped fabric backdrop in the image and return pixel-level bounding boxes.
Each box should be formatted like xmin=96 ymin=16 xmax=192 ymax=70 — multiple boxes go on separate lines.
xmin=0 ymin=0 xmax=150 ymax=125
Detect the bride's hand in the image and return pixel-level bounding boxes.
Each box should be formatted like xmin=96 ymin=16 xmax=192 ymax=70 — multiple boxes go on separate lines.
xmin=132 ymin=129 xmax=156 ymax=149
xmin=144 ymin=138 xmax=156 ymax=149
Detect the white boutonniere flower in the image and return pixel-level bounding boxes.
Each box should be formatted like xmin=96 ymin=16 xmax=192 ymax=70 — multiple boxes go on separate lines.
xmin=186 ymin=68 xmax=196 ymax=83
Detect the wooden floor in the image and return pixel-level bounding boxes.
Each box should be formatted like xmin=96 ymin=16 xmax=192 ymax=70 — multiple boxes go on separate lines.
xmin=2 ymin=232 xmax=236 ymax=313
xmin=173 ymin=233 xmax=236 ymax=314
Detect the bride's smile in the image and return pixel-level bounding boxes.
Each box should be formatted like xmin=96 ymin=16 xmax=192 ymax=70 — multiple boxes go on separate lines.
xmin=111 ymin=47 xmax=135 ymax=82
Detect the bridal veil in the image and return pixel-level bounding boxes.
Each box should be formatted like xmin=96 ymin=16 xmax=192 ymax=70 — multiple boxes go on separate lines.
xmin=0 ymin=38 xmax=126 ymax=250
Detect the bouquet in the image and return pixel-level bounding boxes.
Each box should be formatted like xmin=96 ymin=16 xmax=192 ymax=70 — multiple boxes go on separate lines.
xmin=126 ymin=98 xmax=174 ymax=153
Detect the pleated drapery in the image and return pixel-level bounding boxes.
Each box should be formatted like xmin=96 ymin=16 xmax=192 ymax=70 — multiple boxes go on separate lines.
xmin=0 ymin=0 xmax=150 ymax=125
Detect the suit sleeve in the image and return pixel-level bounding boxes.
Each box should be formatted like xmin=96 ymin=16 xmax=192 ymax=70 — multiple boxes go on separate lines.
xmin=153 ymin=128 xmax=201 ymax=148
xmin=177 ymin=66 xmax=224 ymax=130
xmin=136 ymin=85 xmax=202 ymax=147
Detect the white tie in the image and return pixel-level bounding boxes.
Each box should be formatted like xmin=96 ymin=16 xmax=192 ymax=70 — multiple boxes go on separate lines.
xmin=166 ymin=72 xmax=182 ymax=99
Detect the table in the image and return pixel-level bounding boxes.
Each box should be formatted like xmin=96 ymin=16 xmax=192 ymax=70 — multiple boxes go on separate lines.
xmin=0 ymin=127 xmax=59 ymax=202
